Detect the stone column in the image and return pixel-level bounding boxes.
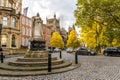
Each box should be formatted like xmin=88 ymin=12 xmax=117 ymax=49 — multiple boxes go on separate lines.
xmin=6 ymin=0 xmax=9 ymax=7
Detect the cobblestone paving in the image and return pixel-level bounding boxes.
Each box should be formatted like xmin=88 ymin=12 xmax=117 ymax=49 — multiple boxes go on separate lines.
xmin=1 ymin=52 xmax=120 ymax=80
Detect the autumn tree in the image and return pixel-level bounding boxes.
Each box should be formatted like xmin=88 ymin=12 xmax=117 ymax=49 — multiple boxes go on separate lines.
xmin=66 ymin=30 xmax=80 ymax=49
xmin=75 ymin=0 xmax=120 ymax=47
xmin=80 ymin=22 xmax=107 ymax=52
xmin=50 ymin=32 xmax=64 ymax=49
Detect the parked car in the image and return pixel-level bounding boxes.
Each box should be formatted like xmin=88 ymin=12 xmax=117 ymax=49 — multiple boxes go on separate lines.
xmin=54 ymin=48 xmax=60 ymax=53
xmin=103 ymin=47 xmax=120 ymax=56
xmin=66 ymin=47 xmax=73 ymax=53
xmin=76 ymin=48 xmax=96 ymax=55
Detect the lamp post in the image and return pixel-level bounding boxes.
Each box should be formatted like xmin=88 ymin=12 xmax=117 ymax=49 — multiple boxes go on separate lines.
xmin=0 ymin=24 xmax=3 ymax=63
xmin=0 ymin=24 xmax=2 ymax=47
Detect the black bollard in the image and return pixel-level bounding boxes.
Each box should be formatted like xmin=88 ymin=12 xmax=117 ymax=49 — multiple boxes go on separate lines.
xmin=1 ymin=52 xmax=3 ymax=63
xmin=48 ymin=53 xmax=51 ymax=72
xmin=75 ymin=52 xmax=78 ymax=64
xmin=60 ymin=51 xmax=62 ymax=58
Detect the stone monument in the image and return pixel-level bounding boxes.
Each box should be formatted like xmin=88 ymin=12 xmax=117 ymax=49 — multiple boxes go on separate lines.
xmin=27 ymin=13 xmax=47 ymax=58
xmin=29 ymin=13 xmax=45 ymax=51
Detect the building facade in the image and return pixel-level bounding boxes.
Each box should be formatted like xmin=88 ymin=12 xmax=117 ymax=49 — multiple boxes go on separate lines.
xmin=21 ymin=15 xmax=33 ymax=48
xmin=46 ymin=14 xmax=60 ymax=33
xmin=0 ymin=0 xmax=22 ymax=49
xmin=43 ymin=24 xmax=51 ymax=49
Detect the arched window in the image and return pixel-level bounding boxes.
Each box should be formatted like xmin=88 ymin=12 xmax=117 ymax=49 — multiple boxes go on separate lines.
xmin=12 ymin=35 xmax=16 ymax=47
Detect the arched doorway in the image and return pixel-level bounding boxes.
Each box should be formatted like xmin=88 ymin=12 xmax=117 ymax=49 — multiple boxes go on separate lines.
xmin=11 ymin=35 xmax=16 ymax=47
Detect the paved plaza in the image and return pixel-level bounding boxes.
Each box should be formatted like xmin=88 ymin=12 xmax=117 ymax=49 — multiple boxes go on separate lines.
xmin=0 ymin=52 xmax=120 ymax=80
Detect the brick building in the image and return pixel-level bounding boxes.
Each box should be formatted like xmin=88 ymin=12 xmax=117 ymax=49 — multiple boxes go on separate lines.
xmin=21 ymin=15 xmax=33 ymax=47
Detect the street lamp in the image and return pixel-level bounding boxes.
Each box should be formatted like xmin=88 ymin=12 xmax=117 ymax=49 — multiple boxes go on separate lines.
xmin=0 ymin=24 xmax=2 ymax=47
xmin=0 ymin=24 xmax=3 ymax=63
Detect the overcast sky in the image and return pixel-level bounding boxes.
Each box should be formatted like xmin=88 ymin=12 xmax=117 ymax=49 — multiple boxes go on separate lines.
xmin=22 ymin=0 xmax=77 ymax=31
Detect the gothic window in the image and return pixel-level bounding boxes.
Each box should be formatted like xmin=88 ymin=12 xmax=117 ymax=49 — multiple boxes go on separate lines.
xmin=11 ymin=35 xmax=16 ymax=47
xmin=3 ymin=17 xmax=8 ymax=26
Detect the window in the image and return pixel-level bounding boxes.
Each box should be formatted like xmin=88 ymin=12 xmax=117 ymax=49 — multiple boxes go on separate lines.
xmin=22 ymin=38 xmax=25 ymax=46
xmin=26 ymin=18 xmax=28 ymax=25
xmin=11 ymin=35 xmax=16 ymax=47
xmin=22 ymin=27 xmax=25 ymax=35
xmin=22 ymin=17 xmax=25 ymax=24
xmin=1 ymin=35 xmax=7 ymax=47
xmin=11 ymin=17 xmax=16 ymax=28
xmin=29 ymin=29 xmax=31 ymax=36
xmin=26 ymin=38 xmax=28 ymax=46
xmin=1 ymin=0 xmax=4 ymax=6
xmin=26 ymin=28 xmax=29 ymax=36
xmin=3 ymin=17 xmax=8 ymax=26
xmin=9 ymin=2 xmax=12 ymax=7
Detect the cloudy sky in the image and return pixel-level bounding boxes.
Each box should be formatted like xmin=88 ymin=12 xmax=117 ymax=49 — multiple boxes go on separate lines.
xmin=22 ymin=0 xmax=77 ymax=31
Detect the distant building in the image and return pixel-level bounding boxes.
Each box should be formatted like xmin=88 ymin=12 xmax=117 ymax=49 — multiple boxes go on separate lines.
xmin=46 ymin=14 xmax=60 ymax=33
xmin=0 ymin=0 xmax=22 ymax=49
xmin=60 ymin=27 xmax=68 ymax=44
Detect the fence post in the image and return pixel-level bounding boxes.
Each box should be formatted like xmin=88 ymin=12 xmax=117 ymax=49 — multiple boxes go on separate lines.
xmin=60 ymin=51 xmax=62 ymax=58
xmin=75 ymin=52 xmax=78 ymax=64
xmin=48 ymin=52 xmax=51 ymax=72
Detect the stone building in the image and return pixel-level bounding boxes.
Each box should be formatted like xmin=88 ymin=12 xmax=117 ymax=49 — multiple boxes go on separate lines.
xmin=46 ymin=14 xmax=60 ymax=33
xmin=60 ymin=27 xmax=68 ymax=44
xmin=0 ymin=0 xmax=22 ymax=49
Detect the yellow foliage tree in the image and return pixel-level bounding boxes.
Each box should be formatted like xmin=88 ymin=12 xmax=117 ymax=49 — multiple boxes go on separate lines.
xmin=80 ymin=21 xmax=108 ymax=50
xmin=50 ymin=32 xmax=64 ymax=48
xmin=66 ymin=30 xmax=80 ymax=49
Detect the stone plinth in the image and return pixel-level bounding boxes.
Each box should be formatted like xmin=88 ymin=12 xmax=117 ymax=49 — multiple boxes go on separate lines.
xmin=25 ymin=50 xmax=48 ymax=58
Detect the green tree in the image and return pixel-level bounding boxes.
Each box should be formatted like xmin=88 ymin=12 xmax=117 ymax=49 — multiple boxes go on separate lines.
xmin=66 ymin=30 xmax=80 ymax=49
xmin=50 ymin=32 xmax=64 ymax=48
xmin=75 ymin=0 xmax=120 ymax=47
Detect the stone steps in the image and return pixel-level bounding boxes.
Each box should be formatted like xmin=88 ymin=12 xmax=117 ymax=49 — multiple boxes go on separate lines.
xmin=16 ymin=57 xmax=57 ymax=62
xmin=8 ymin=59 xmax=64 ymax=67
xmin=0 ymin=63 xmax=80 ymax=77
xmin=0 ymin=61 xmax=72 ymax=71
xmin=0 ymin=50 xmax=80 ymax=76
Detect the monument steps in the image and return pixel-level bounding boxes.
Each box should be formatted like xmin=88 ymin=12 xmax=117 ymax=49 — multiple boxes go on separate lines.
xmin=8 ymin=59 xmax=64 ymax=67
xmin=0 ymin=63 xmax=80 ymax=76
xmin=0 ymin=61 xmax=72 ymax=71
xmin=0 ymin=50 xmax=80 ymax=76
xmin=16 ymin=57 xmax=57 ymax=62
